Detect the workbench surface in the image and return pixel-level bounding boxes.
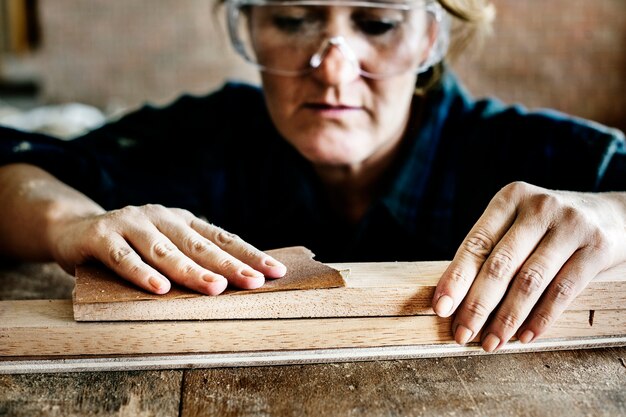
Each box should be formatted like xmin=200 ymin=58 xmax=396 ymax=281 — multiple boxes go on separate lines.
xmin=1 ymin=262 xmax=625 ymax=417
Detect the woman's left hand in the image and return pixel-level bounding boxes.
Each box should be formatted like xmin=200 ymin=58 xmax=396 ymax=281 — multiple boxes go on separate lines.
xmin=432 ymin=181 xmax=626 ymax=352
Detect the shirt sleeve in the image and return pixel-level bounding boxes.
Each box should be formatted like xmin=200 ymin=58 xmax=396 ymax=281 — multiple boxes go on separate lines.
xmin=0 ymin=126 xmax=109 ymax=203
xmin=0 ymin=89 xmax=228 ymax=211
xmin=457 ymin=99 xmax=626 ymax=194
xmin=596 ymin=128 xmax=626 ymax=191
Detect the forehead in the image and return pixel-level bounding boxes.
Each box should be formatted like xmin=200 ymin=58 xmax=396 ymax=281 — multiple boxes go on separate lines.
xmin=240 ymin=0 xmax=427 ymax=7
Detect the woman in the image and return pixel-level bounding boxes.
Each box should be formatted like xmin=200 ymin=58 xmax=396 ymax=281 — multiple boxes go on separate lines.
xmin=0 ymin=0 xmax=624 ymax=353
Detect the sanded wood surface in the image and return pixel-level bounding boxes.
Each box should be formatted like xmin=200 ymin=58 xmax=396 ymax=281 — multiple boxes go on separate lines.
xmin=72 ymin=259 xmax=626 ymax=321
xmin=2 ymin=299 xmax=625 ymax=357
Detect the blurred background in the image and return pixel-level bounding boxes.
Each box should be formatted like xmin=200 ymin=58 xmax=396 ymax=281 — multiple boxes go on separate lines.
xmin=0 ymin=0 xmax=624 ymax=137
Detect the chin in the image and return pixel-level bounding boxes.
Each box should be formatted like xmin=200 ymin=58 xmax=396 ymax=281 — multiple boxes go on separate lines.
xmin=294 ymin=134 xmax=370 ymax=166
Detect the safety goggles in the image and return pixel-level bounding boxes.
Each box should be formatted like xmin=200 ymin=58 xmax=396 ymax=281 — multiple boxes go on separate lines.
xmin=226 ymin=0 xmax=450 ymax=79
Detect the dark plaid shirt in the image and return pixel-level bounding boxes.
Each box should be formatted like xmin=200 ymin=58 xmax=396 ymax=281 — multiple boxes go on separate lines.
xmin=1 ymin=71 xmax=625 ymax=262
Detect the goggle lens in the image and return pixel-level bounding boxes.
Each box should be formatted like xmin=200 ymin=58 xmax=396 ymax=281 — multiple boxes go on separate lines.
xmin=227 ymin=0 xmax=449 ymax=78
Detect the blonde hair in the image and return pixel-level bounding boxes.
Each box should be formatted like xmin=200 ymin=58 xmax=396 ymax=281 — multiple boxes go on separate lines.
xmin=439 ymin=0 xmax=496 ymax=59
xmin=414 ymin=0 xmax=494 ymax=91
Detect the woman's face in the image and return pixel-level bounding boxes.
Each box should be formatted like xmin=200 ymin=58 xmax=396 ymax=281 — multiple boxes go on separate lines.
xmin=252 ymin=4 xmax=436 ymax=167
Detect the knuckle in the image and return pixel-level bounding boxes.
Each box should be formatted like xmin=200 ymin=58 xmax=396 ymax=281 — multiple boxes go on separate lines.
xmin=87 ymin=217 xmax=110 ymax=238
xmin=151 ymin=241 xmax=176 ymax=258
xmin=516 ymin=266 xmax=547 ymax=296
xmin=180 ymin=262 xmax=197 ymax=276
xmin=118 ymin=205 xmax=142 ymax=218
xmin=240 ymin=245 xmax=263 ymax=260
xmin=446 ymin=268 xmax=471 ymax=286
xmin=216 ymin=257 xmax=237 ymax=272
xmin=185 ymin=237 xmax=211 ymax=255
xmin=142 ymin=203 xmax=157 ymax=212
xmin=190 ymin=218 xmax=209 ymax=231
xmin=533 ymin=310 xmax=553 ymax=329
xmin=531 ymin=192 xmax=559 ymax=212
xmin=144 ymin=203 xmax=167 ymax=214
xmin=550 ymin=277 xmax=577 ymax=301
xmin=109 ymin=245 xmax=133 ymax=266
xmin=560 ymin=206 xmax=585 ymax=227
xmin=483 ymin=250 xmax=515 ymax=282
xmin=172 ymin=208 xmax=194 ymax=221
xmin=493 ymin=312 xmax=521 ymax=331
xmin=464 ymin=229 xmax=495 ymax=259
xmin=463 ymin=299 xmax=492 ymax=320
xmin=502 ymin=181 xmax=531 ymax=199
xmin=589 ymin=229 xmax=611 ymax=253
xmin=216 ymin=229 xmax=240 ymax=247
xmin=508 ymin=181 xmax=530 ymax=192
xmin=127 ymin=263 xmax=142 ymax=277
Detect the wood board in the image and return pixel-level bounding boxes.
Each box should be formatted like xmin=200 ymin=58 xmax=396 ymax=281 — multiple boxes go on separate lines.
xmin=2 ymin=300 xmax=626 ymax=358
xmin=3 ymin=336 xmax=626 ymax=374
xmin=72 ymin=259 xmax=626 ymax=321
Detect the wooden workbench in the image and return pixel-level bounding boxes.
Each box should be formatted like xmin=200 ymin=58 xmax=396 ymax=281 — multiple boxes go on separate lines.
xmin=1 ymin=261 xmax=625 ymax=416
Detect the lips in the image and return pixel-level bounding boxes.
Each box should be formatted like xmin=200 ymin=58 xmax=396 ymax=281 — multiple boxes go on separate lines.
xmin=304 ymin=103 xmax=362 ymax=111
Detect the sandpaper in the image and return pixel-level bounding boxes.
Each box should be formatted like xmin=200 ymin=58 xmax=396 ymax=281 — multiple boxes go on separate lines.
xmin=74 ymin=246 xmax=347 ymax=304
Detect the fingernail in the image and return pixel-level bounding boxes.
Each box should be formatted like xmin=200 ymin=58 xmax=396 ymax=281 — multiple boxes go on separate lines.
xmin=434 ymin=295 xmax=454 ymax=316
xmin=519 ymin=330 xmax=535 ymax=344
xmin=482 ymin=333 xmax=501 ymax=353
xmin=241 ymin=268 xmax=264 ymax=279
xmin=148 ymin=276 xmax=166 ymax=292
xmin=455 ymin=325 xmax=473 ymax=345
xmin=203 ymin=274 xmax=224 ymax=283
xmin=264 ymin=258 xmax=283 ymax=268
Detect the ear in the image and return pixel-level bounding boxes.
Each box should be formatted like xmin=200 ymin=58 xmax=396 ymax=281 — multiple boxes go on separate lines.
xmin=419 ymin=19 xmax=440 ymax=64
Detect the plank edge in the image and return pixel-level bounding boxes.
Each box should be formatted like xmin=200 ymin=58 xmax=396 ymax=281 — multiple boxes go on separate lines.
xmin=2 ymin=335 xmax=625 ymax=374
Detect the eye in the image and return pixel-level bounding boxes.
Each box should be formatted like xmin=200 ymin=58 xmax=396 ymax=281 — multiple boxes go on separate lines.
xmin=272 ymin=15 xmax=306 ymax=33
xmin=354 ymin=17 xmax=400 ymax=36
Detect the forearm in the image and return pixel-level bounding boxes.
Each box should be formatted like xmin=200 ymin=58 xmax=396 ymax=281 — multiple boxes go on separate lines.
xmin=0 ymin=163 xmax=105 ymax=261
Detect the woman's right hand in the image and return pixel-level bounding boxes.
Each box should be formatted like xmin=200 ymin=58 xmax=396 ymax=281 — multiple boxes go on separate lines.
xmin=48 ymin=204 xmax=287 ymax=295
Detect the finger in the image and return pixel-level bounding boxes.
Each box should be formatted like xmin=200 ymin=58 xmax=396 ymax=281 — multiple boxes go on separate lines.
xmin=93 ymin=233 xmax=171 ymax=295
xmin=433 ymin=186 xmax=518 ymax=318
xmin=187 ymin=216 xmax=287 ymax=278
xmin=477 ymin=226 xmax=581 ymax=352
xmin=121 ymin=221 xmax=228 ymax=296
xmin=153 ymin=213 xmax=266 ymax=290
xmin=516 ymin=248 xmax=603 ymax=344
xmin=451 ymin=216 xmax=548 ymax=345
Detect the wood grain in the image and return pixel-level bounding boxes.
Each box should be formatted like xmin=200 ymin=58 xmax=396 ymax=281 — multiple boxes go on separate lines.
xmin=72 ymin=260 xmax=626 ymax=321
xmin=180 ymin=347 xmax=626 ymax=417
xmin=2 ymin=300 xmax=625 ymax=357
xmin=0 ymin=370 xmax=182 ymax=416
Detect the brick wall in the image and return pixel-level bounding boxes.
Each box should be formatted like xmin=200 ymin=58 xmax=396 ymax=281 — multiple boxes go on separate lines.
xmin=22 ymin=0 xmax=259 ymax=113
xmin=454 ymin=0 xmax=626 ymax=132
xmin=11 ymin=0 xmax=626 ymax=131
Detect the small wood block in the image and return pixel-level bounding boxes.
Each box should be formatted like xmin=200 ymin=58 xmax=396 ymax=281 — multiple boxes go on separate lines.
xmin=73 ymin=246 xmax=348 ymax=321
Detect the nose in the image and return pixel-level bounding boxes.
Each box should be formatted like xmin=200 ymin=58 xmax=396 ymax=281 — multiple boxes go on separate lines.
xmin=309 ymin=37 xmax=361 ymax=85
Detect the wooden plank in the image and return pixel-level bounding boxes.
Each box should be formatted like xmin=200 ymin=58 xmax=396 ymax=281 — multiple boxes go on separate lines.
xmin=73 ymin=260 xmax=626 ymax=321
xmin=0 ymin=370 xmax=182 ymax=416
xmin=2 ymin=300 xmax=625 ymax=358
xmin=179 ymin=347 xmax=626 ymax=417
xmin=2 ymin=336 xmax=626 ymax=374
